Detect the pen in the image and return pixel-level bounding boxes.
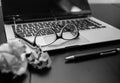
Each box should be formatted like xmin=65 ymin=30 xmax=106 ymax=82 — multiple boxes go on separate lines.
xmin=65 ymin=48 xmax=120 ymax=62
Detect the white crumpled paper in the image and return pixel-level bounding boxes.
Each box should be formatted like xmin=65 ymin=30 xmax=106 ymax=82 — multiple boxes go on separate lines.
xmin=0 ymin=39 xmax=52 ymax=76
xmin=0 ymin=39 xmax=28 ymax=76
xmin=20 ymin=39 xmax=52 ymax=69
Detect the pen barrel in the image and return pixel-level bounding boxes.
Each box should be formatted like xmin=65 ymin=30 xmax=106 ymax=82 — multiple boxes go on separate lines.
xmin=65 ymin=54 xmax=98 ymax=63
xmin=65 ymin=48 xmax=120 ymax=63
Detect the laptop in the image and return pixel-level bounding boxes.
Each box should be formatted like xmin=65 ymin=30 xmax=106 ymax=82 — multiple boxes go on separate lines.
xmin=1 ymin=0 xmax=120 ymax=51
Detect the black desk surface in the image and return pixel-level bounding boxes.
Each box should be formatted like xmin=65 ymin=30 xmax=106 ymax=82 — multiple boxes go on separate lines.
xmin=0 ymin=4 xmax=120 ymax=83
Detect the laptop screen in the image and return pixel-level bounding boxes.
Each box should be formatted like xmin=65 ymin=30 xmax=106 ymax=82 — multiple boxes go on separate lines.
xmin=1 ymin=0 xmax=91 ymax=23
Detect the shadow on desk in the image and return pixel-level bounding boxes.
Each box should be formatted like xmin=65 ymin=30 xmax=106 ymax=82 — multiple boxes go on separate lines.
xmin=0 ymin=72 xmax=27 ymax=83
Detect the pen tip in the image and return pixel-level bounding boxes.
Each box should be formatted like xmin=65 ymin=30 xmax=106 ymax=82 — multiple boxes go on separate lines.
xmin=65 ymin=56 xmax=74 ymax=60
xmin=117 ymin=48 xmax=120 ymax=51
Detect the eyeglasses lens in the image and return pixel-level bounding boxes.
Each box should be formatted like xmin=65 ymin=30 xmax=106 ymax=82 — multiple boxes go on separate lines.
xmin=62 ymin=24 xmax=78 ymax=39
xmin=36 ymin=28 xmax=56 ymax=46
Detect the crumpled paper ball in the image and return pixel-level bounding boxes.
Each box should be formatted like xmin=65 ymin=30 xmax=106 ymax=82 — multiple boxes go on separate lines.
xmin=21 ymin=39 xmax=52 ymax=70
xmin=0 ymin=38 xmax=52 ymax=77
xmin=0 ymin=39 xmax=28 ymax=76
xmin=27 ymin=51 xmax=52 ymax=69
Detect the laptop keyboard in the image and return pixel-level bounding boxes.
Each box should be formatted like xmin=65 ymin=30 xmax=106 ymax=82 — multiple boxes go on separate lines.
xmin=12 ymin=18 xmax=106 ymax=37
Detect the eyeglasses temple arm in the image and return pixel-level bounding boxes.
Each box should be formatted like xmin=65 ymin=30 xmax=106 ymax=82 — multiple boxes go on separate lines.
xmin=14 ymin=32 xmax=37 ymax=47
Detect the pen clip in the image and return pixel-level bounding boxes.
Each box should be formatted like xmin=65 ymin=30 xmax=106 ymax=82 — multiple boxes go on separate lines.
xmin=100 ymin=48 xmax=120 ymax=55
xmin=100 ymin=50 xmax=116 ymax=55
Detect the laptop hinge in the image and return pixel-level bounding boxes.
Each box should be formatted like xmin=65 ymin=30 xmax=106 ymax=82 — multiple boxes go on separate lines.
xmin=4 ymin=14 xmax=56 ymax=24
xmin=4 ymin=10 xmax=91 ymax=24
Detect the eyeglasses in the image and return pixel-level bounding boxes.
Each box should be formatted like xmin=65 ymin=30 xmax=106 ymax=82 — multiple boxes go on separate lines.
xmin=34 ymin=23 xmax=80 ymax=46
xmin=13 ymin=17 xmax=80 ymax=48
